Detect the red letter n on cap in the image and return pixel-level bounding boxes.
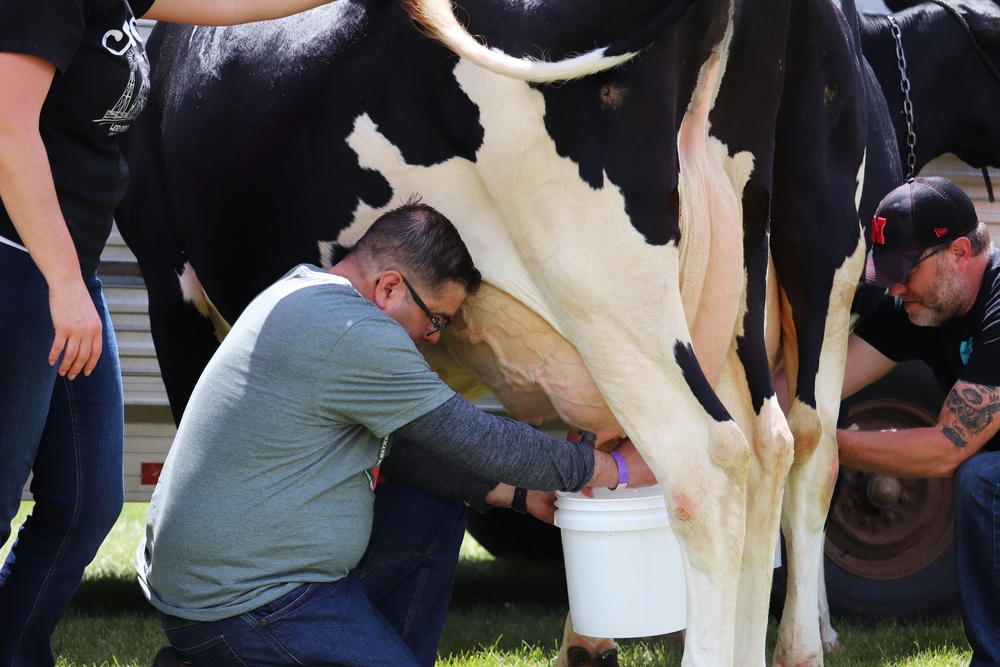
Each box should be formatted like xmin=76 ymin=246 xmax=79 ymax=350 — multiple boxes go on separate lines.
xmin=872 ymin=216 xmax=887 ymax=245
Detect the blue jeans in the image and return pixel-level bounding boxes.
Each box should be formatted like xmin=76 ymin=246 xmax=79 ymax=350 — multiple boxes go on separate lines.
xmin=160 ymin=481 xmax=466 ymax=667
xmin=0 ymin=244 xmax=125 ymax=667
xmin=954 ymin=450 xmax=1000 ymax=666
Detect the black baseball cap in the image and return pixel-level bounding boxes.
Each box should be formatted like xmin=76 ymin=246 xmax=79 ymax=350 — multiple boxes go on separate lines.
xmin=865 ymin=177 xmax=979 ymax=287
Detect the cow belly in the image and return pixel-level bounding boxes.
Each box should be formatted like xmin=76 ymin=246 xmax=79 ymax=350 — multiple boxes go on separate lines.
xmin=425 ymin=283 xmax=622 ymax=445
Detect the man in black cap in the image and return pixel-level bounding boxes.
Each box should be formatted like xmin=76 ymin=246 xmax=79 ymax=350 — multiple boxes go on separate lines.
xmin=839 ymin=176 xmax=1000 ymax=666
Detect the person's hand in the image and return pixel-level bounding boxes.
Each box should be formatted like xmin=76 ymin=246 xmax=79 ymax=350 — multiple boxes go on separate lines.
xmin=48 ymin=277 xmax=102 ymax=380
xmin=485 ymin=484 xmax=559 ymax=524
xmin=579 ymin=436 xmax=658 ymax=494
xmin=612 ymin=437 xmax=657 ymax=489
xmin=526 ymin=490 xmax=557 ymax=524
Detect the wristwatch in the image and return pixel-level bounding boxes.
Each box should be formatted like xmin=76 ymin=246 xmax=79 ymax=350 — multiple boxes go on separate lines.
xmin=512 ymin=487 xmax=528 ymax=513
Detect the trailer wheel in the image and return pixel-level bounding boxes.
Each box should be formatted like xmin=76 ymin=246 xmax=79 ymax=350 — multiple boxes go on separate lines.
xmin=824 ymin=361 xmax=958 ymax=619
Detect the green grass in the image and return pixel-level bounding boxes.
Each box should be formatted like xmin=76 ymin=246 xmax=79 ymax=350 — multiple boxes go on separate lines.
xmin=1 ymin=503 xmax=974 ymax=666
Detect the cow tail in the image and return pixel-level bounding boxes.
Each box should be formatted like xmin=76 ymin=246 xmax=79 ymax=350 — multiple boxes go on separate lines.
xmin=397 ymin=0 xmax=636 ymax=83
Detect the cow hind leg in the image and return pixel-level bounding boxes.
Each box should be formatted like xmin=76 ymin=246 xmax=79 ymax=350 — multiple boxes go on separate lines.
xmin=733 ymin=396 xmax=794 ymax=667
xmin=774 ymin=246 xmax=863 ymax=667
xmin=817 ymin=541 xmax=841 ymax=652
xmin=773 ymin=402 xmax=836 ymax=667
xmin=714 ymin=250 xmax=795 ymax=666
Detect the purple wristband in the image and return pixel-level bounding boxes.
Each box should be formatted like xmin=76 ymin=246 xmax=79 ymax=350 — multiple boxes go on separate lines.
xmin=610 ymin=450 xmax=629 ymax=489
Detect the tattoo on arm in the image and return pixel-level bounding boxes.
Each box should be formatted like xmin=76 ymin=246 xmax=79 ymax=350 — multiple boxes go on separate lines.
xmin=942 ymin=426 xmax=967 ymax=448
xmin=944 ymin=384 xmax=1000 ymax=448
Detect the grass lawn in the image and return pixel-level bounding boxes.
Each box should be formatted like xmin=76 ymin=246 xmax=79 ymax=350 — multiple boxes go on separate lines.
xmin=1 ymin=502 xmax=973 ymax=666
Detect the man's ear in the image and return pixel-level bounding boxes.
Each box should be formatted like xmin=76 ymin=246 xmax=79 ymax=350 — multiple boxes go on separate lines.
xmin=952 ymin=237 xmax=973 ymax=265
xmin=373 ymin=270 xmax=403 ymax=310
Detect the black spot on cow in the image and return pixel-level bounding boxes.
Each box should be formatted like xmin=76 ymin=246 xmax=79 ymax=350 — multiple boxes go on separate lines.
xmin=675 ymin=341 xmax=732 ymax=423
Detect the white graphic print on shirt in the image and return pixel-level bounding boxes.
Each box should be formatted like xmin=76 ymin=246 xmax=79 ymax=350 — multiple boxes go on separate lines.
xmin=94 ymin=16 xmax=149 ymax=136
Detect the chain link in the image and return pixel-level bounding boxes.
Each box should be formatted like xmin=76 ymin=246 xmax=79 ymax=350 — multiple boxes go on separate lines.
xmin=887 ymin=15 xmax=917 ymax=180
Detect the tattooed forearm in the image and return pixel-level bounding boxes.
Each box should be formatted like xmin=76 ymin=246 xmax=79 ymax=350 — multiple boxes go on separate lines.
xmin=942 ymin=426 xmax=968 ymax=448
xmin=944 ymin=383 xmax=1000 ymax=447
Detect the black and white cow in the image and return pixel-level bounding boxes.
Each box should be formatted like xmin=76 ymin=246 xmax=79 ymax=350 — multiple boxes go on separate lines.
xmin=116 ymin=0 xmax=885 ymax=664
xmin=862 ymin=0 xmax=1000 ymax=179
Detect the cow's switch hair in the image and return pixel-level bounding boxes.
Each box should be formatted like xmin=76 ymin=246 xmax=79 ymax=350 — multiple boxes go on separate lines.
xmin=351 ymin=196 xmax=483 ymax=295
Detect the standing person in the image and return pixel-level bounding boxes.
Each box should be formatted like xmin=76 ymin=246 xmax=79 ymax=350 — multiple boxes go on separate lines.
xmin=0 ymin=2 xmax=347 ymax=665
xmin=837 ymin=176 xmax=1000 ymax=666
xmin=136 ymin=201 xmax=653 ymax=667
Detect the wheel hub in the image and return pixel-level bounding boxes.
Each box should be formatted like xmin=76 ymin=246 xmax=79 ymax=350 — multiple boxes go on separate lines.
xmin=866 ymin=474 xmax=901 ymax=509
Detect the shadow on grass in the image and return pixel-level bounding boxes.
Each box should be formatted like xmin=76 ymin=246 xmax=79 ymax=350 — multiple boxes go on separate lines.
xmin=68 ymin=574 xmax=156 ymax=617
xmin=452 ymin=551 xmax=567 ymax=607
xmin=441 ymin=553 xmax=571 ymax=659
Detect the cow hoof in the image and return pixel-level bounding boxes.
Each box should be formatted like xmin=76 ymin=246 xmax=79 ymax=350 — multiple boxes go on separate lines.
xmin=566 ymin=646 xmax=590 ymax=667
xmin=565 ymin=645 xmax=619 ymax=667
xmin=823 ymin=637 xmax=844 ymax=653
xmin=595 ymin=647 xmax=620 ymax=667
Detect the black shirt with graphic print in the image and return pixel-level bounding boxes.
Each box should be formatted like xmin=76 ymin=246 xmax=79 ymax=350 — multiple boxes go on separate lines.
xmin=854 ymin=246 xmax=1000 ymax=450
xmin=0 ymin=0 xmax=154 ymax=274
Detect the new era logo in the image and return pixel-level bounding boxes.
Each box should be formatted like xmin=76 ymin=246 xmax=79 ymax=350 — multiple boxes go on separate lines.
xmin=934 ymin=227 xmax=949 ymax=238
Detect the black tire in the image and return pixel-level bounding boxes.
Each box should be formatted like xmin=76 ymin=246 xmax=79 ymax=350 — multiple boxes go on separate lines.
xmin=826 ymin=360 xmax=958 ymax=619
xmin=824 ymin=542 xmax=959 ymax=619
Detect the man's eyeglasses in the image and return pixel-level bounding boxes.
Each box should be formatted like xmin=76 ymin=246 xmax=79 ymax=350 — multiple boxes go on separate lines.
xmin=899 ymin=246 xmax=946 ymax=285
xmin=401 ymin=275 xmax=452 ymax=335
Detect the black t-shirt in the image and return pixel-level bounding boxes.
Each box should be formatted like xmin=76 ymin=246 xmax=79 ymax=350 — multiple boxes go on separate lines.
xmin=0 ymin=0 xmax=155 ymax=274
xmin=855 ymin=247 xmax=1000 ymax=448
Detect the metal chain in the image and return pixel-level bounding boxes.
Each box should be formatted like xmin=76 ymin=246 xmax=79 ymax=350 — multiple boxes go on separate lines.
xmin=887 ymin=15 xmax=917 ymax=180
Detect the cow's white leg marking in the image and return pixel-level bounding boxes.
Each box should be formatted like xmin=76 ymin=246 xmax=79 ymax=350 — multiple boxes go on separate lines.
xmin=774 ymin=238 xmax=865 ymax=667
xmin=178 ymin=261 xmax=231 ymax=341
xmin=817 ymin=550 xmax=841 ymax=652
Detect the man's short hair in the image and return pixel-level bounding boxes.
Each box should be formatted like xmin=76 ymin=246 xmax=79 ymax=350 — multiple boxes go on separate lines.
xmin=351 ymin=196 xmax=482 ymax=295
xmin=966 ymin=221 xmax=991 ymax=256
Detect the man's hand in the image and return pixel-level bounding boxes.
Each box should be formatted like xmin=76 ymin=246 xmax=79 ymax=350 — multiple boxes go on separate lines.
xmin=612 ymin=437 xmax=657 ymax=488
xmin=581 ymin=436 xmax=658 ymax=494
xmin=525 ymin=490 xmax=557 ymax=524
xmin=484 ymin=484 xmax=558 ymax=524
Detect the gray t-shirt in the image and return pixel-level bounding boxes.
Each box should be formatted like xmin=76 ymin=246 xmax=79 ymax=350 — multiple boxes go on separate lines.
xmin=137 ymin=265 xmax=454 ymax=621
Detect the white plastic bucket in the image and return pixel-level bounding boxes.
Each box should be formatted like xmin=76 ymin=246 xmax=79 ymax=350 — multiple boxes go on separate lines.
xmin=554 ymin=485 xmax=685 ymax=638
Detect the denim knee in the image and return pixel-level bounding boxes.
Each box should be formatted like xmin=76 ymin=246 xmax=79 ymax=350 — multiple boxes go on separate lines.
xmin=955 ymin=453 xmax=1000 ymax=512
